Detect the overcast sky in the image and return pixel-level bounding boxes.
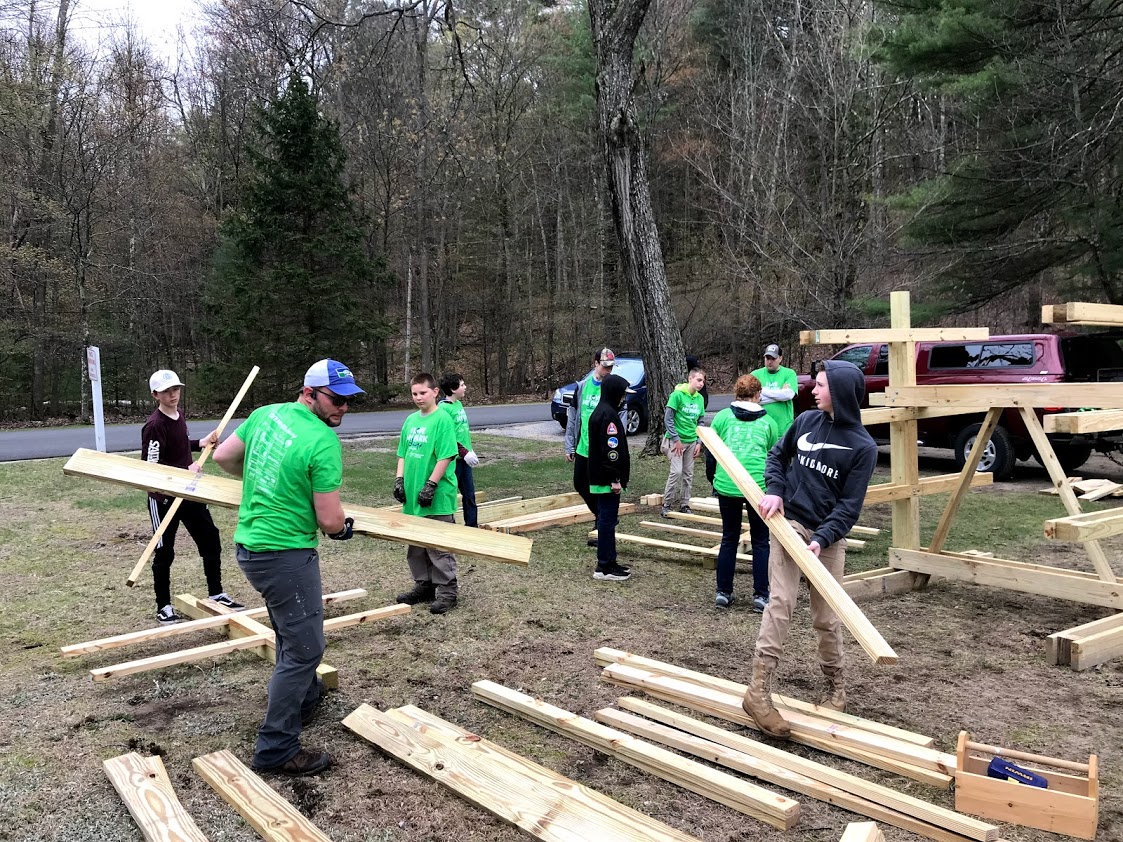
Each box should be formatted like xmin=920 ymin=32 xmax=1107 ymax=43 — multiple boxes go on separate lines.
xmin=68 ymin=0 xmax=201 ymax=60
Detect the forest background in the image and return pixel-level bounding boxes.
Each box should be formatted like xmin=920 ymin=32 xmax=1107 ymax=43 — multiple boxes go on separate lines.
xmin=3 ymin=0 xmax=1121 ymax=422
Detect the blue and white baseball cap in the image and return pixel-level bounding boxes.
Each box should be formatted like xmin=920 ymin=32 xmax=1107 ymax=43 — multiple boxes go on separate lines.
xmin=304 ymin=359 xmax=365 ymax=396
xmin=149 ymin=369 xmax=184 ymax=392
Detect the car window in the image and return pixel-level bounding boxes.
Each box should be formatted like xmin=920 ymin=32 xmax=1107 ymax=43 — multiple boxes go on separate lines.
xmin=929 ymin=342 xmax=1035 ymax=369
xmin=613 ymin=359 xmax=644 ymax=385
xmin=834 ymin=345 xmax=872 ymax=370
xmin=874 ymin=346 xmax=889 ymax=376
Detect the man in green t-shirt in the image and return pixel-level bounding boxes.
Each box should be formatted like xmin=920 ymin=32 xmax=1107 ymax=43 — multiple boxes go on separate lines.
xmin=751 ymin=344 xmax=798 ymax=434
xmin=394 ymin=372 xmax=461 ymax=614
xmin=660 ymin=367 xmax=707 ymax=516
xmin=213 ymin=358 xmax=363 ymax=778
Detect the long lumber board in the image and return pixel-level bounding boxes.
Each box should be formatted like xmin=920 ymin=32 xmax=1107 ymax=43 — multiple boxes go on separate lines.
xmin=344 ymin=704 xmax=704 ymax=842
xmin=589 ymin=530 xmax=751 ymax=566
xmin=1045 ymin=507 xmax=1123 ymax=542
xmin=802 ymin=328 xmax=990 ymax=344
xmin=889 ymin=549 xmax=1123 ymax=610
xmin=61 ymin=588 xmax=367 ymax=657
xmin=844 ymin=569 xmax=921 ymax=599
xmin=1045 ymin=409 xmax=1123 ymax=435
xmin=1043 ymin=301 xmax=1123 ymax=326
xmin=63 ymin=448 xmax=531 ymax=565
xmin=696 ymin=427 xmax=897 ymax=665
xmin=192 ymin=749 xmax=331 ymax=841
xmin=870 ymin=384 xmax=1123 ymax=409
xmin=603 ymin=664 xmax=954 ymax=775
xmin=476 ymin=492 xmax=584 ymax=524
xmin=604 ymin=700 xmax=998 ymax=842
xmin=592 ymin=648 xmax=933 ymax=747
xmin=485 ymin=503 xmax=635 ymax=533
xmin=470 ymin=681 xmax=801 ymax=829
xmin=1048 ymin=611 xmax=1123 ymax=666
xmin=103 ymin=752 xmax=208 ymax=841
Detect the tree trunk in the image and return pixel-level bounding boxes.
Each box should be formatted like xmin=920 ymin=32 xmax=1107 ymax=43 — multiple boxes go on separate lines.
xmin=588 ymin=0 xmax=685 ymax=455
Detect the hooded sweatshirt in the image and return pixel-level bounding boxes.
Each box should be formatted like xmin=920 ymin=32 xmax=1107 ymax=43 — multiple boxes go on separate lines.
xmin=587 ymin=374 xmax=631 ymax=489
xmin=711 ymin=401 xmax=779 ymax=496
xmin=763 ymin=359 xmax=877 ymax=549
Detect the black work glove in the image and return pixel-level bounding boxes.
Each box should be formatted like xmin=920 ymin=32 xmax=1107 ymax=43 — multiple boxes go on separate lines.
xmin=393 ymin=476 xmax=406 ymax=504
xmin=418 ymin=479 xmax=439 ymax=508
xmin=326 ymin=517 xmax=354 ymax=541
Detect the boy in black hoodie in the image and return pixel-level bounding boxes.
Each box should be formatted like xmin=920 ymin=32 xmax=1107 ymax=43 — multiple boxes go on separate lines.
xmin=587 ymin=373 xmax=632 ymax=581
xmin=741 ymin=359 xmax=877 ymax=738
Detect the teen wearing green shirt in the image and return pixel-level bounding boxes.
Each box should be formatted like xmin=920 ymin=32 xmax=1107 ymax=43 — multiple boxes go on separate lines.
xmin=750 ymin=344 xmax=798 ymax=434
xmin=439 ymin=371 xmax=480 ymax=527
xmin=394 ymin=372 xmax=461 ymax=614
xmin=660 ymin=368 xmax=706 ymax=516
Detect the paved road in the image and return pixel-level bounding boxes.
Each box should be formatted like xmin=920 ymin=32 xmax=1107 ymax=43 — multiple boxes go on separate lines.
xmin=0 ymin=394 xmax=735 ymax=462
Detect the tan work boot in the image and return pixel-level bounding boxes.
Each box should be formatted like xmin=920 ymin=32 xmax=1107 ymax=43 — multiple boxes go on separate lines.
xmin=819 ymin=668 xmax=846 ymax=712
xmin=741 ymin=657 xmax=791 ymax=739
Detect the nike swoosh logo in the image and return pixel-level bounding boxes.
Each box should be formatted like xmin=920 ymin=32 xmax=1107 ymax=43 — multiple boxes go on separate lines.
xmin=797 ymin=433 xmax=852 ymax=453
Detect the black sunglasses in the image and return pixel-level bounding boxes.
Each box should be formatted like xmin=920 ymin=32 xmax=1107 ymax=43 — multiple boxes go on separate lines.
xmin=312 ymin=388 xmax=351 ymax=408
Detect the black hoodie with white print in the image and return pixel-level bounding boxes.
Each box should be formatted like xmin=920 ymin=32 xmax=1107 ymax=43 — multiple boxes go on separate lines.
xmin=763 ymin=359 xmax=877 ymax=549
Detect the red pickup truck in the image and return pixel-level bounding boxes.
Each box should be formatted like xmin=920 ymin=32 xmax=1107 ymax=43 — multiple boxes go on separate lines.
xmin=794 ymin=333 xmax=1123 ymax=478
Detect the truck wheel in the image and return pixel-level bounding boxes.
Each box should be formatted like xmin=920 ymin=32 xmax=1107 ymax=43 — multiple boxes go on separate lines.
xmin=1041 ymin=442 xmax=1093 ymax=475
xmin=954 ymin=423 xmax=1015 ymax=480
xmin=624 ymin=404 xmax=647 ymax=435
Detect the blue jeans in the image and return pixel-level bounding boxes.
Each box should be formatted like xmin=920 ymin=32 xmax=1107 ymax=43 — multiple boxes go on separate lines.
xmin=595 ymin=491 xmax=621 ymax=565
xmin=455 ymin=458 xmax=478 ymax=527
xmin=237 ymin=545 xmax=325 ymax=768
xmin=716 ymin=494 xmax=770 ymax=597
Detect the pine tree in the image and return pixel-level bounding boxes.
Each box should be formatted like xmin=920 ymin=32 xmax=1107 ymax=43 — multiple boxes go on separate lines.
xmin=205 ymin=74 xmax=391 ymax=401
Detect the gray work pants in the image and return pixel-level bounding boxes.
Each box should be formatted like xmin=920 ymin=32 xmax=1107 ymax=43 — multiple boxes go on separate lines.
xmin=237 ymin=545 xmax=325 ymax=768
xmin=406 ymin=514 xmax=459 ymax=598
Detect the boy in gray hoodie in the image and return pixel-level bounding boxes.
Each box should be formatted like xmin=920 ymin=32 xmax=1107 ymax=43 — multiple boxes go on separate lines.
xmin=741 ymin=360 xmax=877 ymax=738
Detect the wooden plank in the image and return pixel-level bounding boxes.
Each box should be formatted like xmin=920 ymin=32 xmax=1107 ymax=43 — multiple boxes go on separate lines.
xmin=591 ymin=530 xmax=751 ymax=562
xmin=1079 ymin=483 xmax=1123 ymax=502
xmin=605 ymin=700 xmax=995 ymax=842
xmin=870 ymin=384 xmax=1123 ymax=409
xmin=888 ymin=549 xmax=1123 ymax=610
xmin=103 ymin=753 xmax=209 ymax=842
xmin=849 ymin=526 xmax=881 ymax=536
xmin=664 ymin=511 xmax=723 ymax=527
xmin=928 ymin=408 xmax=1002 ymax=555
xmin=1045 ymin=409 xmax=1123 ymax=434
xmin=470 ymin=681 xmax=801 ymax=830
xmin=61 ymin=589 xmax=368 ymax=658
xmin=696 ymin=426 xmax=898 ymax=666
xmin=888 ymin=291 xmax=922 ymax=555
xmin=592 ymin=648 xmax=934 ymax=747
xmin=63 ymin=448 xmax=533 ymax=566
xmin=1018 ymin=407 xmax=1117 ymax=582
xmin=861 ymin=406 xmax=988 ymax=425
xmin=639 ymin=520 xmax=724 ymax=541
xmin=840 ymin=823 xmax=885 ymax=842
xmin=844 ymin=570 xmax=921 ymax=599
xmin=800 ymin=328 xmax=989 ymax=344
xmin=92 ymin=635 xmax=271 ymax=681
xmin=192 ymin=749 xmax=331 ymax=841
xmin=475 ymin=493 xmax=583 ymax=524
xmin=1044 ymin=301 xmax=1123 ymax=326
xmin=1070 ymin=623 xmax=1123 ymax=670
xmin=602 ymin=665 xmax=954 ymax=777
xmin=1045 ymin=508 xmax=1123 ymax=541
xmin=639 ymin=493 xmax=665 ymax=506
xmin=485 ymin=503 xmax=635 ymax=534
xmin=864 ymin=472 xmax=993 ymax=505
xmin=322 ymin=603 xmax=411 ymax=631
xmin=343 ymin=704 xmax=704 ymax=842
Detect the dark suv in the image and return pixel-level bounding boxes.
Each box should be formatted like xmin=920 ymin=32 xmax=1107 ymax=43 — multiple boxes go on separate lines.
xmin=795 ymin=332 xmax=1123 ymax=478
xmin=550 ymin=354 xmax=649 ymax=434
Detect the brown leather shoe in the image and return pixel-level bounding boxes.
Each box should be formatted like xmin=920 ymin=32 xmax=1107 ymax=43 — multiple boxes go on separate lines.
xmin=253 ymin=748 xmax=332 ymax=776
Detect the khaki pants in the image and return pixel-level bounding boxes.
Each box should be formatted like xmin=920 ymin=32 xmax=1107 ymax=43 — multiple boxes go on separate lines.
xmin=406 ymin=514 xmax=458 ymax=598
xmin=661 ymin=438 xmax=696 ymax=509
xmin=755 ymin=520 xmax=846 ymax=673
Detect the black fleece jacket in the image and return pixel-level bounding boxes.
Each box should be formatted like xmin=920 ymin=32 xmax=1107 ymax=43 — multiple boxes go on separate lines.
xmin=763 ymin=359 xmax=877 ymax=549
xmin=587 ymin=374 xmax=631 ymax=488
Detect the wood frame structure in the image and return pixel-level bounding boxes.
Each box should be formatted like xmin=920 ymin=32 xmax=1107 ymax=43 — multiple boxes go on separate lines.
xmin=801 ymin=292 xmax=1123 ymax=669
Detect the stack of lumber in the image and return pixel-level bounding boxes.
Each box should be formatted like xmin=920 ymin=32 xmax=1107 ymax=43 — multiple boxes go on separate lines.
xmin=1047 ymin=611 xmax=1123 ymax=671
xmin=342 ymin=703 xmax=708 ymax=841
xmin=595 ymin=651 xmax=954 ymax=789
xmin=1039 ymin=478 xmax=1123 ymax=500
xmin=471 ymin=681 xmax=801 ymax=830
xmin=475 ymin=492 xmax=584 ymax=525
xmin=485 ymin=502 xmax=635 ymax=534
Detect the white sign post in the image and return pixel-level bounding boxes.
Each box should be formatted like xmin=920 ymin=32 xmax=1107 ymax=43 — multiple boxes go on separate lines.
xmin=86 ymin=346 xmax=106 ymax=452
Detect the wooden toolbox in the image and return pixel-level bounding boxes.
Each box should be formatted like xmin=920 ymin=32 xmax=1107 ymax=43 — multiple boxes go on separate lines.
xmin=954 ymin=732 xmax=1099 ymax=839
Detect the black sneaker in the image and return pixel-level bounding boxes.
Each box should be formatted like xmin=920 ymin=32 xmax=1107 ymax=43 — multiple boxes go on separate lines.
xmin=679 ymin=505 xmax=693 ymax=514
xmin=209 ymin=593 xmax=245 ymax=609
xmin=156 ymin=605 xmax=182 ymax=624
xmin=253 ymin=748 xmax=332 ymax=777
xmin=396 ymin=582 xmax=437 ymax=605
xmin=429 ymin=595 xmax=458 ymax=615
xmin=587 ymin=538 xmax=598 ymax=547
xmin=715 ymin=591 xmax=735 ymax=608
xmin=593 ymin=563 xmax=631 ymax=581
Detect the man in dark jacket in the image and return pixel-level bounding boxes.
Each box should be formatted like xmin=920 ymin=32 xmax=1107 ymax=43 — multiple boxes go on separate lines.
xmin=587 ymin=373 xmax=632 ymax=581
xmin=741 ymin=359 xmax=877 ymax=737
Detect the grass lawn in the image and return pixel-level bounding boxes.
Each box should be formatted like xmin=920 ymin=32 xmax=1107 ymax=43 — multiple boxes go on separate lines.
xmin=0 ymin=435 xmax=1120 ymax=841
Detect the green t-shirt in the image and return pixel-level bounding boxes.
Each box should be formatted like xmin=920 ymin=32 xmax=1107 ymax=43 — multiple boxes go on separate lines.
xmin=233 ymin=402 xmax=343 ymax=552
xmin=397 ymin=408 xmax=459 ymax=516
xmin=665 ymin=386 xmax=706 ymax=444
xmin=710 ymin=406 xmax=779 ymax=497
xmin=439 ymin=399 xmax=472 ymax=450
xmin=576 ymin=378 xmax=602 ymax=458
xmin=750 ymin=364 xmax=798 ymax=433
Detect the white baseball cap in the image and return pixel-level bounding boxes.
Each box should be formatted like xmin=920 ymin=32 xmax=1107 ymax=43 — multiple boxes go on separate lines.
xmin=149 ymin=370 xmax=184 ymax=392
